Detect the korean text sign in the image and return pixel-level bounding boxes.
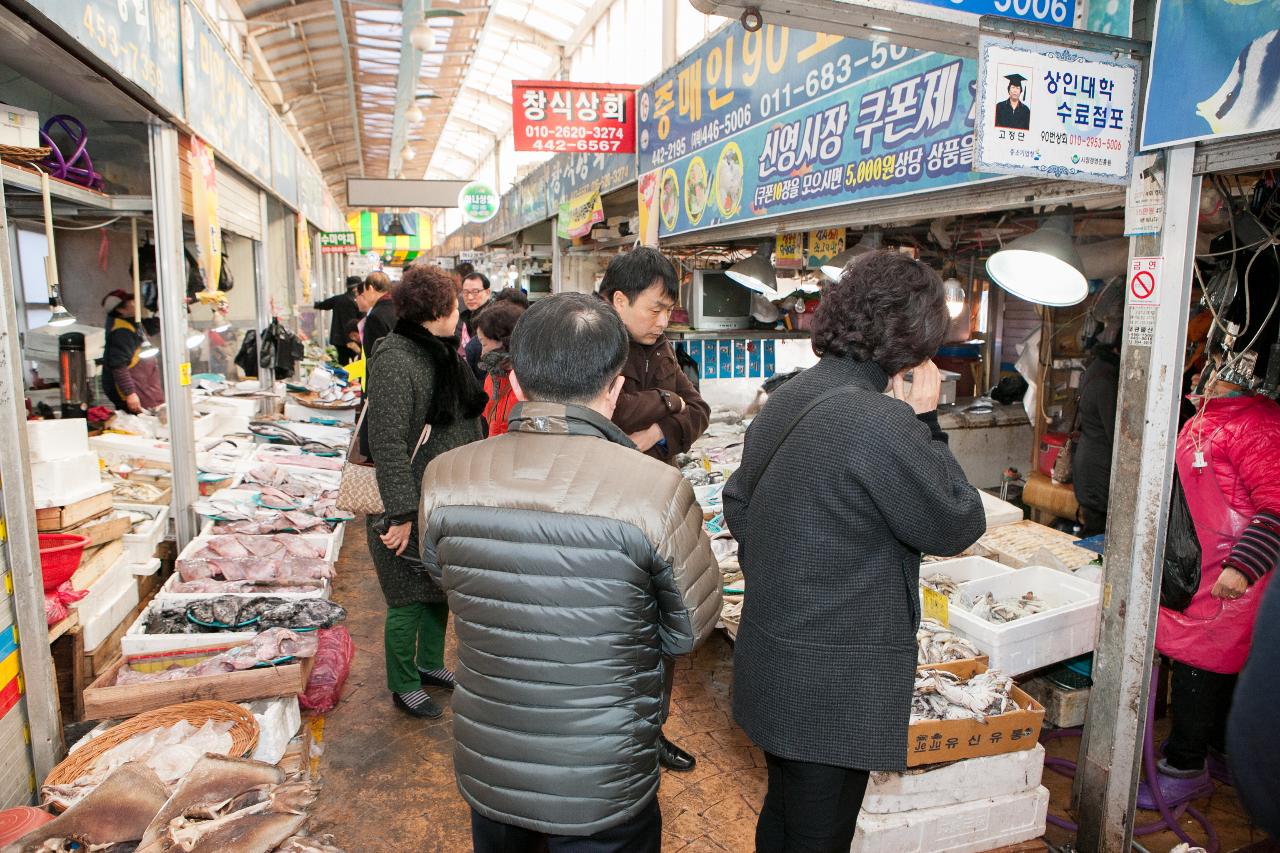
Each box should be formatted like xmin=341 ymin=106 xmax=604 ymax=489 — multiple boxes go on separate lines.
xmin=637 ymin=24 xmax=994 ymax=238
xmin=513 ymin=81 xmax=637 ymax=154
xmin=974 ymin=38 xmax=1140 ymax=185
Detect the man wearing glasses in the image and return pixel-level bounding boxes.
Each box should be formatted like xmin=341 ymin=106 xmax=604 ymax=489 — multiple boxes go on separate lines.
xmin=459 ymin=272 xmax=492 ymax=380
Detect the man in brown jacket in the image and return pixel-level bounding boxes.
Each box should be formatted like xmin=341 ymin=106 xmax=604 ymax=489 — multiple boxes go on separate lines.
xmin=604 ymin=247 xmax=712 ymax=772
xmin=605 ymin=248 xmax=711 ymax=465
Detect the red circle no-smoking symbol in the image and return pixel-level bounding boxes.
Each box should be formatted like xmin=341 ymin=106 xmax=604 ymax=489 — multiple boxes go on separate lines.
xmin=1130 ymin=270 xmax=1156 ymax=301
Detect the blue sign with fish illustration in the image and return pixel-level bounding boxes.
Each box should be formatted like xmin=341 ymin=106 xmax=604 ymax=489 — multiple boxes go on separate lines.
xmin=1141 ymin=0 xmax=1280 ymax=149
xmin=637 ymin=24 xmax=998 ymax=238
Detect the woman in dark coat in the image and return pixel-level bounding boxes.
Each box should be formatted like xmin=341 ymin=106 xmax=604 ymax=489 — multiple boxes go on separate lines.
xmin=362 ymin=264 xmax=487 ymax=719
xmin=723 ymin=250 xmax=986 ymax=852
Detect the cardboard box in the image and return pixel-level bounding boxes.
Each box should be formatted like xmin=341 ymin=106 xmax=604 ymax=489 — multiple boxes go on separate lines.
xmin=82 ymin=645 xmax=313 ymax=720
xmin=0 ymin=104 xmax=40 ymax=148
xmin=907 ymin=660 xmax=1044 ymax=768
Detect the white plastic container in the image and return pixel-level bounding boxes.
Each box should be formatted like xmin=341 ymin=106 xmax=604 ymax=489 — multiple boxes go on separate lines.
xmin=980 ymin=490 xmax=1023 ymax=528
xmin=129 ymin=558 xmax=162 ymax=578
xmin=72 ymin=558 xmax=137 ymax=624
xmin=155 ymin=571 xmax=330 ymax=603
xmin=198 ymin=519 xmax=345 ymax=558
xmin=178 ymin=532 xmax=337 ymax=565
xmin=121 ymin=598 xmax=259 ymax=656
xmin=82 ymin=579 xmax=142 ymax=651
xmin=851 ymin=785 xmax=1048 ymax=853
xmin=919 ymin=556 xmax=1014 ymax=588
xmin=26 ymin=419 xmax=89 ymax=462
xmin=862 ymin=744 xmax=1044 ymax=814
xmin=947 ymin=565 xmax=1101 ymax=675
xmin=116 ymin=503 xmax=170 ymax=565
xmin=284 ymin=401 xmax=357 ymax=425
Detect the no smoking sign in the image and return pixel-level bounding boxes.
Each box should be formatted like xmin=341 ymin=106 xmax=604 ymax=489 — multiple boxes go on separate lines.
xmin=1126 ymin=256 xmax=1163 ymax=348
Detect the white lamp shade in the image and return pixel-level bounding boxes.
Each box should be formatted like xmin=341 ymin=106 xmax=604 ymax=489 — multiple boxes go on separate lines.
xmin=401 ymin=145 xmax=417 ymax=162
xmin=405 ymin=104 xmax=425 ymax=124
xmin=725 ymin=252 xmax=778 ymax=297
xmin=821 ymin=231 xmax=883 ymax=280
xmin=986 ymin=215 xmax=1087 ymax=307
xmin=139 ymin=339 xmax=160 ymax=359
xmin=410 ymin=22 xmax=435 ymax=51
xmin=186 ymin=330 xmax=207 ymax=349
xmin=47 ymin=303 xmax=77 ymax=327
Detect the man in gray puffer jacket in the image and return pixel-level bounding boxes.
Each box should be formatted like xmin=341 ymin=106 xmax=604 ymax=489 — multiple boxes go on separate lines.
xmin=421 ymin=293 xmax=721 ymax=851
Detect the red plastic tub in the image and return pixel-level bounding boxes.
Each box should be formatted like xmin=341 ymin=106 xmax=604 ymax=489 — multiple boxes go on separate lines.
xmin=38 ymin=533 xmax=89 ymax=591
xmin=1039 ymin=432 xmax=1070 ymax=478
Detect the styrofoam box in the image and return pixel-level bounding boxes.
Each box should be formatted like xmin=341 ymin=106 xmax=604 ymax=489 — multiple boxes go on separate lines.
xmin=26 ymin=419 xmax=89 ymax=462
xmin=116 ymin=503 xmax=170 ymax=565
xmin=0 ymin=103 xmax=40 ymax=148
xmin=851 ymin=785 xmax=1048 ymax=853
xmin=89 ymin=433 xmax=173 ymax=465
xmin=121 ymin=597 xmax=259 ymax=656
xmin=82 ymin=578 xmax=141 ymax=651
xmin=285 ymin=401 xmax=357 ymax=425
xmin=862 ymin=744 xmax=1044 ymax=814
xmin=920 ymin=556 xmax=1014 ymax=588
xmin=30 ymin=453 xmax=102 ymax=502
xmin=195 ymin=394 xmax=263 ymax=420
xmin=947 ymin=565 xmax=1101 ymax=675
xmin=274 ymin=420 xmax=354 ymax=445
xmin=178 ymin=532 xmax=337 ymax=565
xmin=198 ymin=519 xmax=345 ymax=558
xmin=72 ymin=558 xmax=137 ymax=622
xmin=980 ymin=490 xmax=1024 ymax=529
xmin=155 ymin=571 xmax=330 ymax=603
xmin=32 ymin=482 xmax=111 ymax=511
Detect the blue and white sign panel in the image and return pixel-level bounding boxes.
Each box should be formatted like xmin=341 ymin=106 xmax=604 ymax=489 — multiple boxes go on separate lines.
xmin=907 ymin=0 xmax=1075 ymax=27
xmin=974 ymin=37 xmax=1140 ymax=185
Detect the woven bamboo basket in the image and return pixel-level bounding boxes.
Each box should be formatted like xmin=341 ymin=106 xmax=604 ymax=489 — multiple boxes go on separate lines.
xmin=43 ymin=700 xmax=258 ymax=802
xmin=0 ymin=146 xmax=51 ymax=162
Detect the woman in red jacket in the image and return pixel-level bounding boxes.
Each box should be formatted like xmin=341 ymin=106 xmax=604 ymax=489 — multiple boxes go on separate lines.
xmin=476 ymin=299 xmax=526 ymax=437
xmin=1148 ymin=370 xmax=1280 ymax=807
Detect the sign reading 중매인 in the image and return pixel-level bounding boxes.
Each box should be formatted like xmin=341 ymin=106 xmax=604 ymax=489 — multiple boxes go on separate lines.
xmin=458 ymin=181 xmax=499 ymax=223
xmin=974 ymin=37 xmax=1140 ymax=185
xmin=513 ymin=81 xmax=637 ymax=154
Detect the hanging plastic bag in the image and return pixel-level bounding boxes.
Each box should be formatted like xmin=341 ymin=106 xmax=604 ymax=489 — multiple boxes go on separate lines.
xmin=1160 ymin=474 xmax=1201 ymax=611
xmin=45 ymin=581 xmax=87 ymax=625
xmin=299 ymin=626 xmax=355 ymax=714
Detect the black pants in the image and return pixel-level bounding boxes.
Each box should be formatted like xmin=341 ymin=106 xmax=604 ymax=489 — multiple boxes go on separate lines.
xmin=471 ymin=798 xmax=661 ymax=853
xmin=1166 ymin=659 xmax=1238 ymax=771
xmin=756 ymin=753 xmax=870 ymax=853
xmin=1079 ymin=504 xmax=1108 ymax=537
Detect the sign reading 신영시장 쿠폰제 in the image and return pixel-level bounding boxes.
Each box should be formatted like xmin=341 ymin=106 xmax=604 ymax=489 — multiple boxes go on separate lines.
xmin=512 ymin=81 xmax=638 ymax=154
xmin=974 ymin=37 xmax=1140 ymax=186
xmin=1141 ymin=0 xmax=1280 ymax=150
xmin=637 ymin=24 xmax=996 ymax=239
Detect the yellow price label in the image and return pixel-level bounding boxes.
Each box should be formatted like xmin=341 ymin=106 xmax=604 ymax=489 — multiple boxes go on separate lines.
xmin=922 ymin=586 xmax=949 ymax=628
xmin=179 ymin=362 xmax=192 ymax=386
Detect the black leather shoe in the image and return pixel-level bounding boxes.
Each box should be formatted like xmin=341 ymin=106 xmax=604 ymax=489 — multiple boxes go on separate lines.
xmin=419 ymin=669 xmax=457 ymax=690
xmin=394 ymin=692 xmax=443 ymax=719
xmin=658 ymin=734 xmax=696 ymax=771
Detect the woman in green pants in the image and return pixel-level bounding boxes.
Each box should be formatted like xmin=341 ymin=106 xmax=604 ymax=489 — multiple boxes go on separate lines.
xmin=361 ymin=264 xmax=487 ymax=718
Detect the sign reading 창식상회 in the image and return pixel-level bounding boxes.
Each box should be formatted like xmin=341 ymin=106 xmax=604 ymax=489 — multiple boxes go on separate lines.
xmin=512 ymin=81 xmax=637 ymax=154
xmin=974 ymin=37 xmax=1140 ymax=186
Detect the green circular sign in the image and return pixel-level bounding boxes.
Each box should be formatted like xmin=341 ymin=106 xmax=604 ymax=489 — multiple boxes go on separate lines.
xmin=459 ymin=181 xmax=499 ymax=223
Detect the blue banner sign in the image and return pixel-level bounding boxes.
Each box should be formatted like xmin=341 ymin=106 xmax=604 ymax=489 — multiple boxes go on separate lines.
xmin=181 ymin=1 xmax=270 ymax=185
xmin=545 ymin=152 xmax=636 ymax=207
xmin=25 ymin=0 xmax=184 ymax=118
xmin=270 ymin=118 xmax=299 ymax=208
xmin=906 ymin=0 xmax=1075 ymax=27
xmin=638 ymin=25 xmax=995 ymax=238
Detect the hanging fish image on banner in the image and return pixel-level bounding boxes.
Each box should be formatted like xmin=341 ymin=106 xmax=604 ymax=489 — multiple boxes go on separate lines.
xmin=1142 ymin=0 xmax=1280 ymax=149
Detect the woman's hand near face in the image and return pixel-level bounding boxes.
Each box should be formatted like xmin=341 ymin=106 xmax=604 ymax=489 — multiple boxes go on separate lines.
xmin=892 ymin=359 xmax=943 ymax=415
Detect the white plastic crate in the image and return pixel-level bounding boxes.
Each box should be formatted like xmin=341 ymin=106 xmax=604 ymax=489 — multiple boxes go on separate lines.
xmin=178 ymin=532 xmax=337 ymax=565
xmin=980 ymin=490 xmax=1023 ymax=528
xmin=862 ymin=744 xmax=1044 ymax=814
xmin=155 ymin=571 xmax=330 ymax=603
xmin=947 ymin=565 xmax=1101 ymax=675
xmin=82 ymin=579 xmax=141 ymax=651
xmin=198 ymin=519 xmax=345 ymax=559
xmin=851 ymin=785 xmax=1048 ymax=853
xmin=130 ymin=558 xmax=161 ymax=578
xmin=919 ymin=556 xmax=1014 ymax=588
xmin=121 ymin=598 xmax=259 ymax=656
xmin=115 ymin=503 xmax=170 ymax=565
xmin=284 ymin=401 xmax=356 ymax=425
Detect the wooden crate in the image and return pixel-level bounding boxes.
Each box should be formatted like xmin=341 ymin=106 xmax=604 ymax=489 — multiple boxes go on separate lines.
xmin=36 ymin=489 xmax=114 ymax=532
xmin=65 ymin=511 xmax=131 ymax=548
xmin=83 ymin=652 xmax=313 ymax=720
xmin=70 ymin=540 xmax=125 ymax=591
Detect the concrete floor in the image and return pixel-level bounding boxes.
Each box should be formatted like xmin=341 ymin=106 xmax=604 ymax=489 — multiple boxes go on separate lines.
xmin=312 ymin=529 xmax=1273 ymax=852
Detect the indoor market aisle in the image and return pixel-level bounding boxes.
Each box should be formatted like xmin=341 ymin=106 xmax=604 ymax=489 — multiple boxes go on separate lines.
xmin=311 ymin=529 xmax=769 ymax=852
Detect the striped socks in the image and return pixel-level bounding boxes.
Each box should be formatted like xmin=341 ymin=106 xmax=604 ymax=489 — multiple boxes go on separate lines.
xmin=397 ymin=689 xmax=433 ymax=710
xmin=418 ymin=667 xmax=456 ymax=689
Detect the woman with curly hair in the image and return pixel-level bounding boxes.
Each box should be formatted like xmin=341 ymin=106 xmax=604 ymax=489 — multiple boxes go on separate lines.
xmin=723 ymin=249 xmax=986 ymax=851
xmin=361 ymin=264 xmax=487 ymax=719
xmin=474 ymin=297 xmax=527 ymax=437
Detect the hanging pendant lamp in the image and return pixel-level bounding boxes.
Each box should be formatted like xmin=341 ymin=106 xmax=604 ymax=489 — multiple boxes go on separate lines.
xmin=985 ymin=206 xmax=1088 ymax=307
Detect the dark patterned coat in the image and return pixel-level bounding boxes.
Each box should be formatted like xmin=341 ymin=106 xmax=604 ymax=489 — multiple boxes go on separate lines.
xmin=723 ymin=355 xmax=986 ymax=770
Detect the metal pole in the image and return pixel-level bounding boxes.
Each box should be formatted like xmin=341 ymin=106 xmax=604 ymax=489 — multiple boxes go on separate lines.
xmin=148 ymin=122 xmax=198 ymax=547
xmin=0 ymin=171 xmax=61 ymax=782
xmin=1075 ymin=143 xmax=1199 ymax=851
xmin=254 ymin=192 xmax=272 ymax=394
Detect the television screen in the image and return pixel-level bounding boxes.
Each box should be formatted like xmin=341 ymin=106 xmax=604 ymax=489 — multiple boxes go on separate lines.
xmin=700 ymin=271 xmax=752 ymax=316
xmin=377 ymin=213 xmax=418 ymax=237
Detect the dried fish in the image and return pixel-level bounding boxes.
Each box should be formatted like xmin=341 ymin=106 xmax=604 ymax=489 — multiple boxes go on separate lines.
xmin=911 ymin=668 xmax=1015 ymax=724
xmin=920 ymin=573 xmax=960 ymax=600
xmin=916 ymin=618 xmax=981 ymax=664
xmin=9 ymin=764 xmax=168 ymax=852
xmin=958 ymin=590 xmax=1047 ymax=623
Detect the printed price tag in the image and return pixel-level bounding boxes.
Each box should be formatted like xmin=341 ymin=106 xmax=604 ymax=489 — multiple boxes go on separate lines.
xmin=922 ymin=586 xmax=950 ymax=627
xmin=179 ymin=362 xmax=192 ymax=386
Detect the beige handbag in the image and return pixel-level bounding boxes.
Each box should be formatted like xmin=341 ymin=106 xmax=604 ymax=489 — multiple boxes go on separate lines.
xmin=336 ymin=404 xmax=431 ymax=516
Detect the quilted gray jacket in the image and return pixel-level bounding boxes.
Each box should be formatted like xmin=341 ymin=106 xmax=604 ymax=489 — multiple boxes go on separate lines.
xmin=420 ymin=402 xmax=721 ymax=836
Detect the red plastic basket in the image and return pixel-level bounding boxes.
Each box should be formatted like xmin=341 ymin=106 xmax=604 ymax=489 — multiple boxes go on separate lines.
xmin=38 ymin=533 xmax=89 ymax=591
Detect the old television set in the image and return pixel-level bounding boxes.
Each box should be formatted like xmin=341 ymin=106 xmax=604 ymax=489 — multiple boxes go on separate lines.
xmin=688 ymin=269 xmax=752 ymax=331
xmin=526 ymin=273 xmax=552 ymax=300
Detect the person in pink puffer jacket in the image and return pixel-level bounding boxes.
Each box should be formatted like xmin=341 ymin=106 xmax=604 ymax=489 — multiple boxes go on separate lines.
xmin=1148 ymin=378 xmax=1280 ymax=808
